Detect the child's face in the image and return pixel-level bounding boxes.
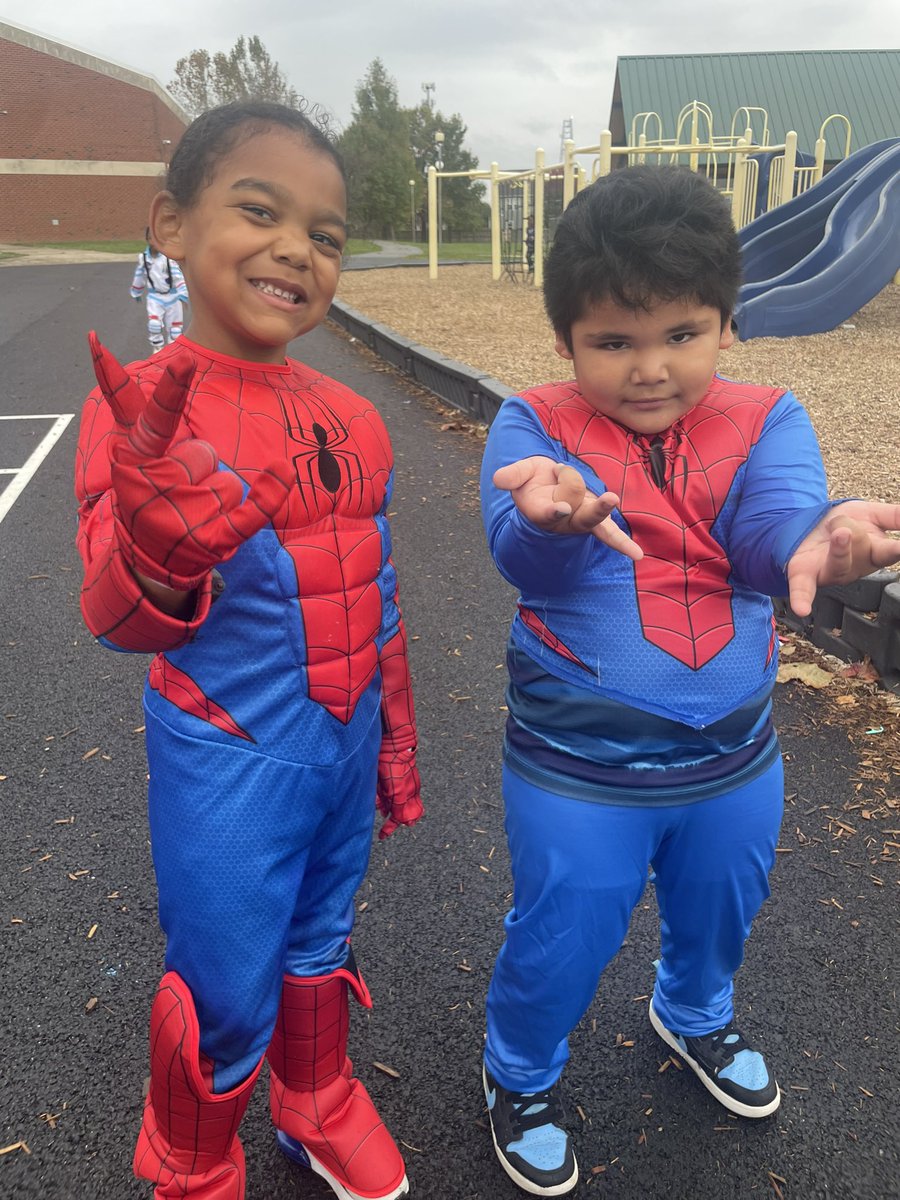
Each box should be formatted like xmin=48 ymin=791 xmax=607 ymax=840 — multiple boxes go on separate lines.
xmin=555 ymin=297 xmax=734 ymax=436
xmin=157 ymin=127 xmax=347 ymax=363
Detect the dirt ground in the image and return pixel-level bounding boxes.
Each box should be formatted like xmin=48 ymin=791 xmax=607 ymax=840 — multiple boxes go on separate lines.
xmin=337 ymin=265 xmax=900 ymax=505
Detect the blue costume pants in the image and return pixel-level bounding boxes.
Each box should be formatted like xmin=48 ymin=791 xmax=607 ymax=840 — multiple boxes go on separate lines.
xmin=146 ymin=706 xmax=381 ymax=1092
xmin=484 ymin=753 xmax=784 ymax=1093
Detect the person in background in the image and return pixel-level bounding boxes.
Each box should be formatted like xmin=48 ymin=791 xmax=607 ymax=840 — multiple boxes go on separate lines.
xmin=130 ymin=228 xmax=189 ymax=353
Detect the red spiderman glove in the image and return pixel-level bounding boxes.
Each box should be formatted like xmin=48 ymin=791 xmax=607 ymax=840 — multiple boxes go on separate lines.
xmin=90 ymin=332 xmax=293 ymax=592
xmin=376 ymin=626 xmax=423 ymax=840
xmin=377 ymin=745 xmax=422 ymax=841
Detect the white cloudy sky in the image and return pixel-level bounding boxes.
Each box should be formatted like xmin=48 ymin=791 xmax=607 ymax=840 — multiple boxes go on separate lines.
xmin=1 ymin=1 xmax=897 ymax=167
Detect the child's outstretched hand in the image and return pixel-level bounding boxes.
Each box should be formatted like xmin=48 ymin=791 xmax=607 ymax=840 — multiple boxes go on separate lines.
xmin=787 ymin=500 xmax=900 ymax=617
xmin=90 ymin=332 xmax=294 ymax=592
xmin=494 ymin=456 xmax=643 ymax=561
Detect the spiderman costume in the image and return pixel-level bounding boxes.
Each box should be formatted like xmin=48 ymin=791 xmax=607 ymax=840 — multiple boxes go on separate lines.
xmin=480 ymin=376 xmax=840 ymax=1094
xmin=75 ymin=335 xmax=420 ymax=1199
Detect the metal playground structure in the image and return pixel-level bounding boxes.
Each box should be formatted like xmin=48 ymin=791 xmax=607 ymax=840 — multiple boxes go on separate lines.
xmin=425 ymin=101 xmax=855 ymax=287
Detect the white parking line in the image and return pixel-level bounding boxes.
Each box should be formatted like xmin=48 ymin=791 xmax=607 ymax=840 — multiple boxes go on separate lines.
xmin=0 ymin=414 xmax=75 ymax=525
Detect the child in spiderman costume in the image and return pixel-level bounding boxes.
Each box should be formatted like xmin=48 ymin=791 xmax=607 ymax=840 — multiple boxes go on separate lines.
xmin=479 ymin=165 xmax=900 ymax=1196
xmin=74 ymin=101 xmax=422 ymax=1200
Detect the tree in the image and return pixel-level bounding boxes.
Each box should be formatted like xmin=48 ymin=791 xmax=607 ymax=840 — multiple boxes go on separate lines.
xmin=337 ymin=60 xmax=417 ymax=240
xmin=409 ymin=105 xmax=487 ymax=237
xmin=338 ymin=60 xmax=487 ymax=240
xmin=168 ymin=36 xmax=300 ymax=118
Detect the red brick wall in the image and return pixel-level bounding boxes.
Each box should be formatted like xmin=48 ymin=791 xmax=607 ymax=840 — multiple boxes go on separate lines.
xmin=0 ymin=35 xmax=186 ymax=241
xmin=0 ymin=174 xmax=164 ymax=241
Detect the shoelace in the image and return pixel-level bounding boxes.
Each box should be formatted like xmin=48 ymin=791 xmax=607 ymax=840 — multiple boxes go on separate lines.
xmin=688 ymin=1024 xmax=749 ymax=1069
xmin=507 ymin=1087 xmax=565 ymax=1136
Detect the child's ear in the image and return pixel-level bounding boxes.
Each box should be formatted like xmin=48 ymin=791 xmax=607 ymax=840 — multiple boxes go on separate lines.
xmin=554 ymin=330 xmax=574 ymax=360
xmin=149 ymin=192 xmax=186 ymax=261
xmin=719 ymin=318 xmax=736 ymax=351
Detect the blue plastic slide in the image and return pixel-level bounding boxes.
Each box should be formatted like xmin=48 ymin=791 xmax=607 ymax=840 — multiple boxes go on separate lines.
xmin=733 ymin=138 xmax=900 ymax=340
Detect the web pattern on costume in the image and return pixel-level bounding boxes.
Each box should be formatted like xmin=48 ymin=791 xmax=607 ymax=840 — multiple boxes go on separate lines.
xmin=134 ymin=974 xmax=252 ymax=1190
xmin=191 ymin=358 xmax=396 ymax=727
xmin=524 ymin=379 xmax=782 ymax=670
xmin=77 ymin=351 xmax=409 ymax=731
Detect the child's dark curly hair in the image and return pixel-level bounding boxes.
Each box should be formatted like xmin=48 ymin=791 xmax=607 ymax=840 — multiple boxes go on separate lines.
xmin=544 ymin=165 xmax=741 ymax=349
xmin=165 ymin=100 xmax=345 ymax=207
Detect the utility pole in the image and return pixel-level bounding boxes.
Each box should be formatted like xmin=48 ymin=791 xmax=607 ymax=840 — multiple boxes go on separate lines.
xmin=560 ymin=117 xmax=574 ymax=163
xmin=422 ymin=82 xmax=435 ymax=109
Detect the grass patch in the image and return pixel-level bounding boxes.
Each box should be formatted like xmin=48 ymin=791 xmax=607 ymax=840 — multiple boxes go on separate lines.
xmin=345 ymin=238 xmax=382 ymax=256
xmin=437 ymin=242 xmax=492 ymax=262
xmin=0 ymin=251 xmax=23 ymax=262
xmin=37 ymin=240 xmax=145 ymax=253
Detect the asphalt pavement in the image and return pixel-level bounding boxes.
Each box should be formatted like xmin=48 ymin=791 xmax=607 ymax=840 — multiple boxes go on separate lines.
xmin=0 ymin=263 xmax=897 ymax=1200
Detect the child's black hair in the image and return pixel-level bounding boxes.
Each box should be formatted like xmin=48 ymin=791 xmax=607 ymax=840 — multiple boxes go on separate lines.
xmin=544 ymin=165 xmax=741 ymax=349
xmin=165 ymin=100 xmax=345 ymax=208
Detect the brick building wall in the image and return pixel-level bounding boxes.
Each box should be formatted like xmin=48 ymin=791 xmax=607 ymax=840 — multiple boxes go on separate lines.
xmin=0 ymin=24 xmax=187 ymax=242
xmin=0 ymin=173 xmax=166 ymax=242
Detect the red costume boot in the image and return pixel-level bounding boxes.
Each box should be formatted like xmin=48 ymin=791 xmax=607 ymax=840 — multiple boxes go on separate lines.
xmin=268 ymin=950 xmax=409 ymax=1200
xmin=133 ymin=972 xmax=262 ymax=1199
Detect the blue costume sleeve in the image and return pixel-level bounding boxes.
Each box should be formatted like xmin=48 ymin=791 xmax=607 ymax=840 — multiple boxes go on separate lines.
xmin=130 ymin=253 xmax=146 ymax=299
xmin=171 ymin=261 xmax=190 ymax=303
xmin=480 ymin=397 xmax=596 ymax=595
xmin=728 ymin=390 xmax=845 ymax=596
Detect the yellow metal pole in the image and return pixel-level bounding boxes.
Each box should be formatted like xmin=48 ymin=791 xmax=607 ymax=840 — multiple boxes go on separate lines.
xmin=599 ymin=130 xmax=612 ymax=177
xmin=690 ymin=102 xmax=700 ymax=174
xmin=780 ymin=131 xmax=798 ymax=207
xmin=731 ymin=138 xmax=748 ymax=228
xmin=427 ymin=166 xmax=438 ymax=280
xmin=534 ymin=148 xmax=545 ymax=289
xmin=563 ymin=138 xmax=575 ymax=209
xmin=490 ymin=162 xmax=502 ymax=282
xmin=813 ymin=136 xmax=826 ymax=184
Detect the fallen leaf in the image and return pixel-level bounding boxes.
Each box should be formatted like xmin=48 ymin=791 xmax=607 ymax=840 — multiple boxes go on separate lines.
xmin=372 ymin=1061 xmax=400 ymax=1079
xmin=839 ymin=660 xmax=880 ymax=681
xmin=776 ymin=662 xmax=833 ymax=689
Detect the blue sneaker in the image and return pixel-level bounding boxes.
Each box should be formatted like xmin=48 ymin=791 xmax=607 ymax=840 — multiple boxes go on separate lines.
xmin=483 ymin=1065 xmax=578 ymax=1196
xmin=275 ymin=1129 xmax=311 ymax=1168
xmin=649 ymin=1000 xmax=780 ymax=1118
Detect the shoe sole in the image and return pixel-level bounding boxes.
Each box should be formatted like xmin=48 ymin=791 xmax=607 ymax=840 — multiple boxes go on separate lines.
xmin=649 ymin=1001 xmax=781 ymax=1119
xmin=276 ymin=1130 xmax=410 ymax=1200
xmin=482 ymin=1066 xmax=579 ymax=1196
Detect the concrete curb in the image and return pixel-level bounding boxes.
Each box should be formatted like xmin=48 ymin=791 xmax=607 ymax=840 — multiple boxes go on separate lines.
xmin=328 ymin=296 xmax=900 ymax=693
xmin=775 ymin=574 xmax=900 ymax=692
xmin=328 ymin=297 xmax=515 ymax=426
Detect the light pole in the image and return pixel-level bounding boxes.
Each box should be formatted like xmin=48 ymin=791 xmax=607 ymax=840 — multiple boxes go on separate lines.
xmin=409 ymin=179 xmax=416 ymax=242
xmin=434 ymin=129 xmax=444 ymax=245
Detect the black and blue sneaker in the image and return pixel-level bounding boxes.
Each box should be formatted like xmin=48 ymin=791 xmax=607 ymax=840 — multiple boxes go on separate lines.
xmin=483 ymin=1065 xmax=578 ymax=1196
xmin=649 ymin=1000 xmax=780 ymax=1118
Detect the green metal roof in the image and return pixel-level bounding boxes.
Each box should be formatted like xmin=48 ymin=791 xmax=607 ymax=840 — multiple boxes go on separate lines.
xmin=611 ymin=51 xmax=900 ymax=157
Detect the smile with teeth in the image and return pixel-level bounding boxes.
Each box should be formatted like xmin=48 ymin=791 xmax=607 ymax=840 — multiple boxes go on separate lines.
xmin=251 ymin=279 xmax=303 ymax=304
